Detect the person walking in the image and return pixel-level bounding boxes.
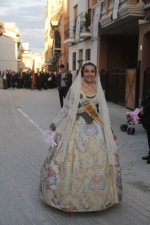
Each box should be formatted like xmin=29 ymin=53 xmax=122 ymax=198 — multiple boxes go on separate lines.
xmin=47 ymin=70 xmax=53 ymax=89
xmin=42 ymin=72 xmax=48 ymax=90
xmin=39 ymin=61 xmax=122 ymax=212
xmin=7 ymin=70 xmax=12 ymax=88
xmin=31 ymin=70 xmax=35 ymax=90
xmin=27 ymin=69 xmax=32 ymax=89
xmin=2 ymin=70 xmax=8 ymax=89
xmin=55 ymin=64 xmax=69 ymax=108
xmin=16 ymin=69 xmax=23 ymax=89
xmin=35 ymin=70 xmax=43 ymax=91
xmin=0 ymin=71 xmax=3 ymax=89
xmin=10 ymin=71 xmax=16 ymax=89
xmin=140 ymin=88 xmax=150 ymax=164
xmin=66 ymin=70 xmax=72 ymax=92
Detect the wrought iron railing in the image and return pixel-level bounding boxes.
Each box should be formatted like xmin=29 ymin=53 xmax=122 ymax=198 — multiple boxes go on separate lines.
xmin=100 ymin=0 xmax=128 ymax=20
xmin=143 ymin=0 xmax=150 ymax=4
xmin=64 ymin=11 xmax=91 ymax=40
xmin=100 ymin=0 xmax=107 ymax=20
xmin=64 ymin=21 xmax=75 ymax=39
xmin=80 ymin=11 xmax=91 ymax=32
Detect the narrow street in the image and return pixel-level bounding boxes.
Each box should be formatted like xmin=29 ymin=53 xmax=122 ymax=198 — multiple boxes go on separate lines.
xmin=0 ymin=88 xmax=149 ymax=225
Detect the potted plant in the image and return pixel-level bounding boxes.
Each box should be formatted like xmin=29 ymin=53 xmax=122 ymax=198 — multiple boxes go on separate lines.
xmin=73 ymin=24 xmax=76 ymax=35
xmin=83 ymin=13 xmax=91 ymax=31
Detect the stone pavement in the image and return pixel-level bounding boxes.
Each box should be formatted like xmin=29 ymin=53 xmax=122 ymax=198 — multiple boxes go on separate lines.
xmin=0 ymin=88 xmax=149 ymax=225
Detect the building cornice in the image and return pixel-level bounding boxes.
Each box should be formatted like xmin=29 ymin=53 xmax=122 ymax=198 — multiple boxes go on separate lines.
xmin=99 ymin=5 xmax=145 ymax=29
xmin=3 ymin=34 xmax=21 ymax=42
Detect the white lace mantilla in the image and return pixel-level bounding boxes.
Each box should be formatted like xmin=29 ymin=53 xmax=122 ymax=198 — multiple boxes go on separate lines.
xmin=51 ymin=61 xmax=117 ymax=165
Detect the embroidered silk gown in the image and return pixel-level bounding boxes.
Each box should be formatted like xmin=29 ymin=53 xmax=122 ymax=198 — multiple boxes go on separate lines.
xmin=39 ymin=94 xmax=122 ymax=212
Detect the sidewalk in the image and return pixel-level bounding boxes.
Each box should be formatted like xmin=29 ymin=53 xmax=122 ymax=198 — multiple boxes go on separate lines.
xmin=0 ymin=88 xmax=149 ymax=225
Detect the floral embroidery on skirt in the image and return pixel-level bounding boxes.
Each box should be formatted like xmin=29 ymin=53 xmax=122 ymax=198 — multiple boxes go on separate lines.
xmin=39 ymin=117 xmax=122 ymax=212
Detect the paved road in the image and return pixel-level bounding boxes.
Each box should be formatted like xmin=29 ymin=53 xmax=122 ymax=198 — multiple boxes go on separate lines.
xmin=0 ymin=88 xmax=150 ymax=225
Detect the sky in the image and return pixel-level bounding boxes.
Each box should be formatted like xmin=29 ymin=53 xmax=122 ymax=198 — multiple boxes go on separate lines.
xmin=0 ymin=0 xmax=47 ymax=55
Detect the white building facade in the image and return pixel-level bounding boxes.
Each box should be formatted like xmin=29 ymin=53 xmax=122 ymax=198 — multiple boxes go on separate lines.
xmin=64 ymin=0 xmax=148 ymax=109
xmin=21 ymin=42 xmax=44 ymax=72
xmin=64 ymin=0 xmax=100 ymax=79
xmin=0 ymin=22 xmax=20 ymax=73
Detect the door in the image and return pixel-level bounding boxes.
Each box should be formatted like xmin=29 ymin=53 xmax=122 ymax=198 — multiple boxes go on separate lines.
xmin=143 ymin=67 xmax=150 ymax=97
xmin=126 ymin=69 xmax=136 ymax=110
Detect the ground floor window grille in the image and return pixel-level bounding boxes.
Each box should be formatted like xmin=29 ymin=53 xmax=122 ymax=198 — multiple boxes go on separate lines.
xmin=85 ymin=49 xmax=91 ymax=61
xmin=73 ymin=52 xmax=76 ymax=70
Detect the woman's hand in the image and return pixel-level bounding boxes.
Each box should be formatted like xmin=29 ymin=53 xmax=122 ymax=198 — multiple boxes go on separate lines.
xmin=140 ymin=107 xmax=144 ymax=115
xmin=112 ymin=132 xmax=117 ymax=141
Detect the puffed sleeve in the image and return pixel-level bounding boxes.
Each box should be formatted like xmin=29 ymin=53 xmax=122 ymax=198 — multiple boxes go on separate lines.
xmin=49 ymin=89 xmax=74 ymax=130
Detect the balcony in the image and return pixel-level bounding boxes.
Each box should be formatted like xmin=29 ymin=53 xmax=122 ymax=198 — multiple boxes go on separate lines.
xmin=50 ymin=11 xmax=60 ymax=26
xmin=96 ymin=0 xmax=145 ymax=35
xmin=64 ymin=21 xmax=75 ymax=44
xmin=80 ymin=28 xmax=92 ymax=38
xmin=79 ymin=11 xmax=92 ymax=39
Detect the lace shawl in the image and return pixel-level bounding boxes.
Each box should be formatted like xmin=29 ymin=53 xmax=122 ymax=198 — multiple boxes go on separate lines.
xmin=51 ymin=62 xmax=117 ymax=165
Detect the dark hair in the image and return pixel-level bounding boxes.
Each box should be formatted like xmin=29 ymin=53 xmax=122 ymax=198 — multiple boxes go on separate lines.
xmin=59 ymin=64 xmax=65 ymax=68
xmin=81 ymin=62 xmax=97 ymax=77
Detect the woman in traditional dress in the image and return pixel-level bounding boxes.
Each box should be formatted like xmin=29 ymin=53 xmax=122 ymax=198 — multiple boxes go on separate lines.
xmin=39 ymin=61 xmax=122 ymax=212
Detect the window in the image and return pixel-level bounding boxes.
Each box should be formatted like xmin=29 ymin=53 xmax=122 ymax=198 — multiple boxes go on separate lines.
xmin=78 ymin=49 xmax=83 ymax=68
xmin=79 ymin=49 xmax=83 ymax=60
xmin=74 ymin=5 xmax=78 ymax=21
xmin=85 ymin=49 xmax=91 ymax=61
xmin=72 ymin=52 xmax=76 ymax=70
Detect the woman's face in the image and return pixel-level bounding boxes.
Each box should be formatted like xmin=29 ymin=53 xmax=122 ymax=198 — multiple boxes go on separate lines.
xmin=83 ymin=65 xmax=96 ymax=83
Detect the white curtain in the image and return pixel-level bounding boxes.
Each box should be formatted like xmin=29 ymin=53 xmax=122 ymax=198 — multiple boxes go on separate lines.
xmin=112 ymin=0 xmax=119 ymax=20
xmin=75 ymin=15 xmax=81 ymax=43
xmin=92 ymin=4 xmax=101 ymax=41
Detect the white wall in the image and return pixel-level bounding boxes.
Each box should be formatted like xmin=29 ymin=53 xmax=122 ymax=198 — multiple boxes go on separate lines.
xmin=69 ymin=0 xmax=88 ymax=79
xmin=70 ymin=0 xmax=87 ymax=21
xmin=91 ymin=40 xmax=98 ymax=65
xmin=78 ymin=0 xmax=88 ymax=15
xmin=22 ymin=55 xmax=33 ymax=69
xmin=68 ymin=0 xmax=99 ymax=80
xmin=22 ymin=42 xmax=29 ymax=50
xmin=34 ymin=55 xmax=42 ymax=71
xmin=69 ymin=39 xmax=91 ymax=80
xmin=22 ymin=52 xmax=42 ymax=71
xmin=0 ymin=36 xmax=17 ymax=72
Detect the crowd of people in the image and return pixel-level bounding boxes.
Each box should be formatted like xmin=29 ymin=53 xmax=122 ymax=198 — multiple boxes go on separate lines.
xmin=0 ymin=69 xmax=58 ymax=90
xmin=1 ymin=61 xmax=150 ymax=214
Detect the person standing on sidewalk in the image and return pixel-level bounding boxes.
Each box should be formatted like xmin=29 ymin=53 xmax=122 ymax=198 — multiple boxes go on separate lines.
xmin=35 ymin=70 xmax=43 ymax=91
xmin=2 ymin=70 xmax=8 ymax=89
xmin=66 ymin=70 xmax=72 ymax=92
xmin=140 ymin=88 xmax=150 ymax=164
xmin=39 ymin=61 xmax=122 ymax=212
xmin=10 ymin=71 xmax=16 ymax=89
xmin=55 ymin=64 xmax=70 ymax=108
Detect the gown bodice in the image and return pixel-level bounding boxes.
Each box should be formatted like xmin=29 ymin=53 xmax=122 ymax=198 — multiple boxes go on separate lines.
xmin=76 ymin=93 xmax=99 ymax=124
